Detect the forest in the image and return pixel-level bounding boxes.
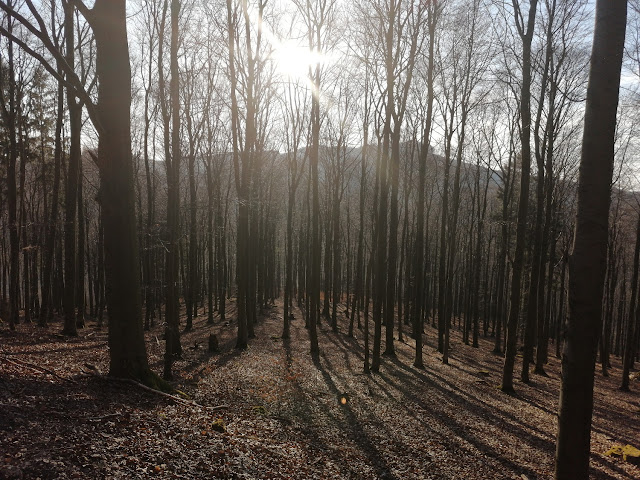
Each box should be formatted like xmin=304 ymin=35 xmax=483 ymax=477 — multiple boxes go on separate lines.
xmin=0 ymin=0 xmax=638 ymax=478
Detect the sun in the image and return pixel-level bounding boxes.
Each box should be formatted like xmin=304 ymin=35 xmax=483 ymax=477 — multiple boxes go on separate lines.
xmin=271 ymin=40 xmax=325 ymax=80
xmin=243 ymin=4 xmax=334 ymax=84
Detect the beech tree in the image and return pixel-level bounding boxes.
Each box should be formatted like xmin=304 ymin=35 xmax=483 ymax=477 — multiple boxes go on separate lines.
xmin=0 ymin=0 xmax=155 ymax=382
xmin=3 ymin=6 xmax=640 ymax=470
xmin=555 ymin=0 xmax=627 ymax=477
xmin=0 ymin=2 xmax=20 ymax=331
xmin=501 ymin=0 xmax=539 ymax=394
xmin=293 ymin=0 xmax=339 ymax=356
xmin=281 ymin=79 xmax=309 ymax=339
xmin=37 ymin=4 xmax=64 ymax=328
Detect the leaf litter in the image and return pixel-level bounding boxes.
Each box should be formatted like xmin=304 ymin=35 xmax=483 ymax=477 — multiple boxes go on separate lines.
xmin=0 ymin=303 xmax=638 ymax=479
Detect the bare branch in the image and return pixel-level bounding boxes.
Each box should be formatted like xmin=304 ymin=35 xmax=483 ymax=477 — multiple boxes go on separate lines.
xmin=67 ymin=0 xmax=94 ymax=25
xmin=0 ymin=0 xmax=101 ymax=131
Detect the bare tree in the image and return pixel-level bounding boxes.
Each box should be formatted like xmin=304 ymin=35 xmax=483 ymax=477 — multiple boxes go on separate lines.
xmin=500 ymin=0 xmax=539 ymax=394
xmin=555 ymin=0 xmax=627 ymax=476
xmin=0 ymin=0 xmax=156 ymax=382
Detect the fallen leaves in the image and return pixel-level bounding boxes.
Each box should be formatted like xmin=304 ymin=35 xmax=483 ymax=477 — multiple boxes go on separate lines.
xmin=0 ymin=304 xmax=638 ymax=479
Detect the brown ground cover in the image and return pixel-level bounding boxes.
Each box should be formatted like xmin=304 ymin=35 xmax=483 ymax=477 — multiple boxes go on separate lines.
xmin=0 ymin=303 xmax=638 ymax=479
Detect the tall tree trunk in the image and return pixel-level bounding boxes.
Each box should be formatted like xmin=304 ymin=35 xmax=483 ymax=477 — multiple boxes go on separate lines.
xmin=186 ymin=150 xmax=197 ymax=331
xmin=18 ymin=118 xmax=29 ymax=324
xmin=76 ymin=159 xmax=86 ymax=328
xmin=309 ymin=58 xmax=321 ymax=355
xmin=163 ymin=0 xmax=182 ymax=379
xmin=371 ymin=2 xmax=396 ymax=371
xmin=621 ymin=214 xmax=640 ymax=392
xmin=2 ymin=6 xmax=20 ymax=330
xmin=89 ymin=0 xmax=152 ymax=381
xmin=206 ymin=163 xmax=215 ymax=325
xmin=555 ymin=0 xmax=626 ymax=476
xmin=39 ymin=64 xmax=64 ymax=327
xmin=62 ymin=0 xmax=80 ymax=337
xmin=413 ymin=3 xmax=437 ymax=368
xmin=331 ymin=165 xmax=341 ymax=333
xmin=535 ymin=80 xmax=557 ymax=374
xmin=501 ymin=0 xmax=538 ymax=393
xmin=283 ymin=185 xmax=295 ymax=338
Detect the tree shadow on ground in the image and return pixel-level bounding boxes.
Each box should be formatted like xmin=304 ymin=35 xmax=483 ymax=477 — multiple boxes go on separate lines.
xmin=310 ymin=352 xmax=399 ymax=480
xmin=281 ymin=337 xmax=370 ymax=479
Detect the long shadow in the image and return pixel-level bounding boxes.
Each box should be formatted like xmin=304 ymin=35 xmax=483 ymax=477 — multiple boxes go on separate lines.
xmin=450 ymin=349 xmax=638 ymax=461
xmin=320 ymin=353 xmax=412 ymax=456
xmin=591 ymin=399 xmax=640 ymax=441
xmin=321 ymin=309 xmax=635 ymax=480
xmin=1 ymin=375 xmax=166 ymax=415
xmin=332 ymin=329 xmax=365 ymax=362
xmin=311 ymin=353 xmax=399 ymax=480
xmin=446 ymin=358 xmax=563 ymax=422
xmin=393 ymin=355 xmax=554 ymax=442
xmin=0 ymin=375 xmax=186 ymax=480
xmin=378 ymin=357 xmax=549 ymax=479
xmin=281 ymin=337 xmax=363 ymax=479
xmin=590 ymin=452 xmax=640 ymax=479
xmin=321 ymin=329 xmax=400 ymax=403
xmin=179 ymin=311 xmax=267 ymax=375
xmin=389 ymin=357 xmax=632 ymax=480
xmin=452 ymin=346 xmax=639 ymax=456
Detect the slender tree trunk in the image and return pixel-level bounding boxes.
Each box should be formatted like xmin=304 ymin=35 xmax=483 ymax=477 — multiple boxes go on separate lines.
xmin=206 ymin=164 xmax=215 ymax=325
xmin=76 ymin=159 xmax=86 ymax=328
xmin=39 ymin=73 xmax=64 ymax=327
xmin=163 ymin=0 xmax=182 ymax=379
xmin=309 ymin=60 xmax=321 ymax=355
xmin=555 ymin=248 xmax=567 ymax=359
xmin=186 ymin=149 xmax=197 ymax=331
xmin=413 ymin=4 xmax=437 ymax=368
xmin=331 ymin=168 xmax=341 ymax=333
xmin=502 ymin=0 xmax=538 ymax=393
xmin=62 ymin=0 xmax=80 ymax=337
xmin=283 ymin=186 xmax=295 ymax=338
xmin=621 ymin=214 xmax=640 ymax=391
xmin=354 ymin=76 xmax=371 ymax=338
xmin=2 ymin=3 xmax=19 ymax=330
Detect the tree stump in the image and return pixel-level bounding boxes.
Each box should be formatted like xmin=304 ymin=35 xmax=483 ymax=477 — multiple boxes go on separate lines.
xmin=0 ymin=299 xmax=8 ymax=323
xmin=208 ymin=333 xmax=219 ymax=353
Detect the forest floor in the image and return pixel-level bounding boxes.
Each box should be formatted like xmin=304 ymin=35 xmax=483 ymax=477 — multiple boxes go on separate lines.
xmin=0 ymin=301 xmax=639 ymax=480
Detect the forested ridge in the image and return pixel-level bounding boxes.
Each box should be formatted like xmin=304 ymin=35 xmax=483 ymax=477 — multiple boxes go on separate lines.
xmin=0 ymin=0 xmax=638 ymax=478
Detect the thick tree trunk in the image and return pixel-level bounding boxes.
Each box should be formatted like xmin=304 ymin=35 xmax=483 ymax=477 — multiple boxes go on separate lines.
xmin=91 ymin=0 xmax=151 ymax=381
xmin=555 ymin=1 xmax=626 ymax=476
